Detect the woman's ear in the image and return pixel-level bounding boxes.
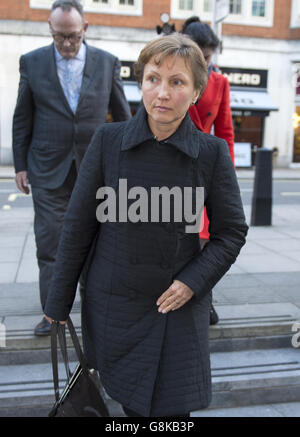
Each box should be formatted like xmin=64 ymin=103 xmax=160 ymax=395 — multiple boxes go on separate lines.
xmin=192 ymin=90 xmax=201 ymax=105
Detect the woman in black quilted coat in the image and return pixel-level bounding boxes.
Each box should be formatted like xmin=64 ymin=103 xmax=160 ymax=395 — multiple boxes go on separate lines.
xmin=45 ymin=33 xmax=248 ymax=417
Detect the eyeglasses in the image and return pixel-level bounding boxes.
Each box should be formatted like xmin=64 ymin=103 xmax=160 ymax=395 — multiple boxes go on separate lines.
xmin=51 ymin=31 xmax=83 ymax=44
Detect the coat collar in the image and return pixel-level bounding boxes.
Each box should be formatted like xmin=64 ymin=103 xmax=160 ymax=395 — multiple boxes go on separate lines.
xmin=121 ymin=105 xmax=201 ymax=159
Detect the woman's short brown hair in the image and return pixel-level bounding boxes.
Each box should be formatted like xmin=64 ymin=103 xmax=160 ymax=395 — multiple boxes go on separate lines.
xmin=134 ymin=33 xmax=208 ymax=95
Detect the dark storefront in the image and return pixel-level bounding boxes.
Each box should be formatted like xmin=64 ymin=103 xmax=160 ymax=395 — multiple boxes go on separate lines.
xmin=120 ymin=61 xmax=141 ymax=115
xmin=221 ymin=67 xmax=278 ymax=167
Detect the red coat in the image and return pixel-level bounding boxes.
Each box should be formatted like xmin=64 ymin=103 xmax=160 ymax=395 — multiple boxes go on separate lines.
xmin=189 ymin=71 xmax=235 ymax=239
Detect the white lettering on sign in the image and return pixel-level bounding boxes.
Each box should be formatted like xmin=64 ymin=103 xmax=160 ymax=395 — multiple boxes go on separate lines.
xmin=224 ymin=73 xmax=261 ymax=86
xmin=231 ymin=93 xmax=254 ymax=105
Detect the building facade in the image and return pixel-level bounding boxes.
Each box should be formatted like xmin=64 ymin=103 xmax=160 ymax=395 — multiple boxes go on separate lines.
xmin=0 ymin=0 xmax=299 ymax=167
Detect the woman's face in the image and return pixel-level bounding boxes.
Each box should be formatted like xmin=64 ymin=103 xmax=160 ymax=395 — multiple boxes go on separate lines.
xmin=142 ymin=55 xmax=200 ymax=139
xmin=200 ymin=47 xmax=214 ymax=67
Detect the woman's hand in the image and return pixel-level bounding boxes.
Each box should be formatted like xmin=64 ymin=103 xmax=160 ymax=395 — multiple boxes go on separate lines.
xmin=156 ymin=280 xmax=194 ymax=314
xmin=44 ymin=315 xmax=67 ymax=325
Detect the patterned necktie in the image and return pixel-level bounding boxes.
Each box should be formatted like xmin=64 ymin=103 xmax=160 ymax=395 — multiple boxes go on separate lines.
xmin=63 ymin=59 xmax=81 ymax=113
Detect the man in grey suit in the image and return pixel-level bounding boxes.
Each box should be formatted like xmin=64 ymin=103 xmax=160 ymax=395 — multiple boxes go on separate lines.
xmin=12 ymin=0 xmax=131 ymax=335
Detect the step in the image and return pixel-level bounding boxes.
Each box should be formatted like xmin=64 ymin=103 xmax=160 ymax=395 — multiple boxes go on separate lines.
xmin=0 ymin=312 xmax=81 ymax=365
xmin=209 ymin=347 xmax=300 ymax=408
xmin=209 ymin=302 xmax=300 ymax=352
xmin=1 ymin=347 xmax=300 ymax=415
xmin=0 ymin=360 xmax=124 ymax=417
xmin=1 ymin=303 xmax=299 ymax=365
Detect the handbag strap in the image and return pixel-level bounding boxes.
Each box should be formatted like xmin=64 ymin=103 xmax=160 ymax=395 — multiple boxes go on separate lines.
xmin=50 ymin=321 xmax=60 ymax=402
xmin=50 ymin=321 xmax=72 ymax=402
xmin=50 ymin=317 xmax=91 ymax=401
xmin=57 ymin=324 xmax=71 ymax=381
xmin=66 ymin=317 xmax=90 ymax=376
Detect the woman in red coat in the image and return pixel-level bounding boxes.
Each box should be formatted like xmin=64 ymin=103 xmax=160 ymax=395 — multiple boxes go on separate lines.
xmin=182 ymin=17 xmax=235 ymax=324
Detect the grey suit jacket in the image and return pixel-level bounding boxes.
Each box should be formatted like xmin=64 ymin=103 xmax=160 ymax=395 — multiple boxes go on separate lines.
xmin=12 ymin=42 xmax=131 ymax=189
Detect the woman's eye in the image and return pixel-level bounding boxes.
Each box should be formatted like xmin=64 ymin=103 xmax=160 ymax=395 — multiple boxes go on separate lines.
xmin=173 ymin=79 xmax=182 ymax=86
xmin=148 ymin=76 xmax=157 ymax=83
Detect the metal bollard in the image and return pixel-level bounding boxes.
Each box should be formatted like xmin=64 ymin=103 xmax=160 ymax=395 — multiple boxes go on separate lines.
xmin=250 ymin=148 xmax=273 ymax=226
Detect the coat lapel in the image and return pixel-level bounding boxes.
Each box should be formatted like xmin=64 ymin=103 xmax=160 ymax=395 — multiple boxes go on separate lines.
xmin=77 ymin=43 xmax=99 ymax=109
xmin=46 ymin=43 xmax=74 ymax=115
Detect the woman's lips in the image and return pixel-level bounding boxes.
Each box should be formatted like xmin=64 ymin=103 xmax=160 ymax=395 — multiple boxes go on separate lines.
xmin=155 ymin=106 xmax=171 ymax=112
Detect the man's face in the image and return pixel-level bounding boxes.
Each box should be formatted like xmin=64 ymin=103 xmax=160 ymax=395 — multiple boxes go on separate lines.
xmin=49 ymin=7 xmax=88 ymax=59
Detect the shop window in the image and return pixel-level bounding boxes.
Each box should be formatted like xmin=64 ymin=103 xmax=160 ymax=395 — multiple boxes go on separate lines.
xmin=233 ymin=116 xmax=262 ymax=145
xmin=293 ymin=107 xmax=300 ymax=163
xmin=233 ymin=115 xmax=263 ymax=166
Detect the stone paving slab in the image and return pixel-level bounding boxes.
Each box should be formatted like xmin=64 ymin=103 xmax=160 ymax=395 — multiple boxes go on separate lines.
xmin=191 ymin=401 xmax=300 ymax=417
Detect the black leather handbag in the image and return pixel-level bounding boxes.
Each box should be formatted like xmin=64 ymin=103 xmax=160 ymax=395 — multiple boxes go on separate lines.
xmin=48 ymin=317 xmax=109 ymax=417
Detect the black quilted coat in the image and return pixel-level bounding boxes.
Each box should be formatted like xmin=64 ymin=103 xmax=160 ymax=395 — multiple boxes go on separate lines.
xmin=45 ymin=106 xmax=248 ymax=416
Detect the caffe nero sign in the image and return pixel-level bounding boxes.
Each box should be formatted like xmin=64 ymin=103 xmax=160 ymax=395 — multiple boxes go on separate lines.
xmin=219 ymin=67 xmax=268 ymax=89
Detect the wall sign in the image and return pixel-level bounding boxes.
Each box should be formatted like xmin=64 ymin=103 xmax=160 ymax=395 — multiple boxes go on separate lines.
xmin=234 ymin=142 xmax=252 ymax=167
xmin=220 ymin=67 xmax=268 ymax=89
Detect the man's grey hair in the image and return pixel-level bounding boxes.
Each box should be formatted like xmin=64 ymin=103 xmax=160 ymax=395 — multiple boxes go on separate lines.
xmin=51 ymin=0 xmax=84 ymax=18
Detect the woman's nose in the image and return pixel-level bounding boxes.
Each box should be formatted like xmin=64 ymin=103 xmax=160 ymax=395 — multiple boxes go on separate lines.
xmin=157 ymin=82 xmax=170 ymax=99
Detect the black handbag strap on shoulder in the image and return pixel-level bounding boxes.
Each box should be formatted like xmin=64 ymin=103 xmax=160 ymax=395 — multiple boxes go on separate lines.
xmin=50 ymin=317 xmax=91 ymax=402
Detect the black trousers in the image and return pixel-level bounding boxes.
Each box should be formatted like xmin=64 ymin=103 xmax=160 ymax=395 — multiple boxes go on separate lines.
xmin=31 ymin=162 xmax=77 ymax=310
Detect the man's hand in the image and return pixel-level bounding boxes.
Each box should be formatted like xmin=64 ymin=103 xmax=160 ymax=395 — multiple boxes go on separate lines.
xmin=157 ymin=280 xmax=194 ymax=314
xmin=15 ymin=171 xmax=30 ymax=194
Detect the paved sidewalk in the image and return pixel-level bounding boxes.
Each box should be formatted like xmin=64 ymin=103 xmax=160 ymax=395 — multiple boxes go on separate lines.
xmin=237 ymin=167 xmax=300 ymax=180
xmin=1 ymin=165 xmax=300 ymax=304
xmin=2 ymin=164 xmax=300 ymax=180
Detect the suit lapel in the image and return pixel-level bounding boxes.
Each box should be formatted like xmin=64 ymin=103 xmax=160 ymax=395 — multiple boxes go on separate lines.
xmin=77 ymin=43 xmax=100 ymax=110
